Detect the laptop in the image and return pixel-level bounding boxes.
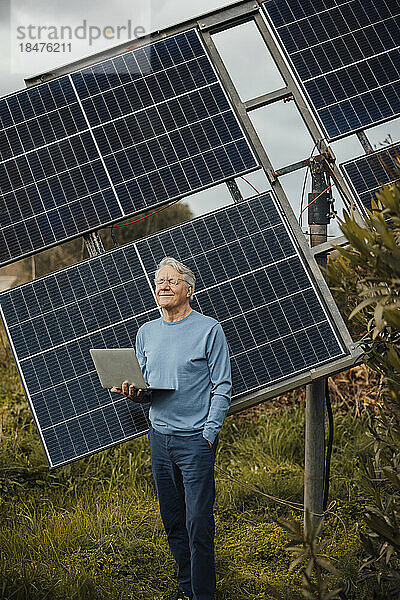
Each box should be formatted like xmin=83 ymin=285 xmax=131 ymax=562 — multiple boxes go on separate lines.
xmin=90 ymin=348 xmax=174 ymax=391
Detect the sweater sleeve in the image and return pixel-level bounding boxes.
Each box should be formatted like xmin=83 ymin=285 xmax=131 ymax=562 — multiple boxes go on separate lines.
xmin=203 ymin=323 xmax=232 ymax=444
xmin=135 ymin=326 xmax=147 ymax=382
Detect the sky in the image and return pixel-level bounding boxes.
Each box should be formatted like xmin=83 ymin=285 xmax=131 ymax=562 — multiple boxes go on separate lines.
xmin=1 ymin=0 xmax=399 ymax=245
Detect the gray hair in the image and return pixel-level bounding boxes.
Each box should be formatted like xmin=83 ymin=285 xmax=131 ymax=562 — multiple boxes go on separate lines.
xmin=155 ymin=256 xmax=196 ymax=293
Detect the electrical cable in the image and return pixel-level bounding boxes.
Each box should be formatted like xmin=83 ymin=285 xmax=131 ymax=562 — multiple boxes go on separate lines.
xmin=214 ymin=464 xmax=338 ymax=519
xmin=298 ymin=184 xmax=333 ymax=225
xmin=299 ymin=167 xmax=309 ymax=228
xmin=110 ymin=197 xmax=181 ymax=229
xmin=322 ymin=158 xmax=354 ymax=207
xmin=109 ymin=176 xmax=261 ymax=232
xmin=299 ymin=142 xmax=321 ymax=227
xmin=109 ymin=177 xmax=261 ymax=233
xmin=323 ymin=378 xmax=334 ymax=512
xmin=302 ymin=233 xmax=341 ymax=238
xmin=240 ymin=176 xmax=260 ymax=194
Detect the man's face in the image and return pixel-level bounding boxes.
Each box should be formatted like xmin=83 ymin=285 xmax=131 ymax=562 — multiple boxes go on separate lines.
xmin=155 ymin=265 xmax=192 ymax=311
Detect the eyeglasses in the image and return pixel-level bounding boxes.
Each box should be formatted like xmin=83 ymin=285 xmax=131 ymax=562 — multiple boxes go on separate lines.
xmin=154 ymin=277 xmax=187 ymax=287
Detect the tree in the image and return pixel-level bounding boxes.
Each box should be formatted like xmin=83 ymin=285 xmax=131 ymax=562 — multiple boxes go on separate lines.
xmin=23 ymin=202 xmax=194 ymax=279
xmin=326 ymin=176 xmax=400 ymax=597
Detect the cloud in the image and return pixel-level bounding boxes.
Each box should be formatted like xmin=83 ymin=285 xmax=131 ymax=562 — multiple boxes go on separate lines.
xmin=10 ymin=0 xmax=150 ymax=24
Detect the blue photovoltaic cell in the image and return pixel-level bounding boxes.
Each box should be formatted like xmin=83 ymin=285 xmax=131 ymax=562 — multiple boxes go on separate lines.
xmin=341 ymin=143 xmax=400 ymax=211
xmin=0 ymin=29 xmax=257 ymax=267
xmin=262 ymin=0 xmax=400 ymax=139
xmin=0 ymin=193 xmax=347 ymax=467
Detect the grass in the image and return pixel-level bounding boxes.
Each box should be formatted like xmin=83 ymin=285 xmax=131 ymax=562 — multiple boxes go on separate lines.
xmin=0 ymin=336 xmax=380 ymax=599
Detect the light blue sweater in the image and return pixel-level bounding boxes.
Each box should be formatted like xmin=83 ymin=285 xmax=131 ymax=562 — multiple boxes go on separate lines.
xmin=136 ymin=310 xmax=232 ymax=444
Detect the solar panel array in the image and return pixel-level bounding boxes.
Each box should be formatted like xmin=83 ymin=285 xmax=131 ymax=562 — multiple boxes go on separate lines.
xmin=262 ymin=0 xmax=400 ymax=139
xmin=341 ymin=143 xmax=400 ymax=211
xmin=0 ymin=193 xmax=347 ymax=467
xmin=0 ymin=29 xmax=257 ymax=267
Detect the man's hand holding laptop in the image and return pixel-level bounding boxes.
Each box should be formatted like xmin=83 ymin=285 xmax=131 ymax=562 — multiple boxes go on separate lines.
xmin=90 ymin=348 xmax=173 ymax=404
xmin=111 ymin=380 xmax=150 ymax=403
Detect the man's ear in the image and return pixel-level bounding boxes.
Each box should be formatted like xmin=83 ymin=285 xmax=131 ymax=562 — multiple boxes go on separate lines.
xmin=187 ymin=286 xmax=192 ymax=297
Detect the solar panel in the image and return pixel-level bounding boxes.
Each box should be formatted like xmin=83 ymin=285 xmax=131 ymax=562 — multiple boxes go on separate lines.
xmin=0 ymin=29 xmax=257 ymax=267
xmin=0 ymin=193 xmax=350 ymax=467
xmin=0 ymin=244 xmax=159 ymax=467
xmin=262 ymin=0 xmax=400 ymax=140
xmin=341 ymin=143 xmax=400 ymax=211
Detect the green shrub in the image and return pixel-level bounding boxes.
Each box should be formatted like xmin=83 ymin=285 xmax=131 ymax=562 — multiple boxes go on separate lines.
xmin=326 ymin=176 xmax=400 ymax=597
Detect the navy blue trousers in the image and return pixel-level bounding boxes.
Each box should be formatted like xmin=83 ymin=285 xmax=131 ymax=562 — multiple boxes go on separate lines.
xmin=148 ymin=426 xmax=218 ymax=600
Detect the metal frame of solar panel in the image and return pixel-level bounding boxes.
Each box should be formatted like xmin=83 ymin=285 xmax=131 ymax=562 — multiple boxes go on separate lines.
xmin=261 ymin=0 xmax=400 ymax=140
xmin=0 ymin=191 xmax=360 ymax=467
xmin=0 ymin=28 xmax=258 ymax=267
xmin=341 ymin=142 xmax=400 ymax=213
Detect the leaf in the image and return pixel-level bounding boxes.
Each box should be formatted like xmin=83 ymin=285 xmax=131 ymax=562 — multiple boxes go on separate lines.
xmin=373 ymin=251 xmax=400 ymax=275
xmin=349 ymin=296 xmax=382 ymax=319
xmin=385 ymin=544 xmax=396 ymax=565
xmin=359 ymin=532 xmax=378 ymax=557
xmin=263 ymin=583 xmax=284 ymax=600
xmin=315 ymin=557 xmax=339 ymax=575
xmin=278 ymin=519 xmax=302 ymax=535
xmin=384 ymin=309 xmax=400 ymax=331
xmin=324 ymin=588 xmax=344 ymax=600
xmin=382 ymin=466 xmax=400 ymax=490
xmin=286 ymin=546 xmax=304 ymax=554
xmin=365 ymin=515 xmax=400 ymax=548
xmin=289 ymin=554 xmax=306 ymax=572
xmin=373 ymin=302 xmax=386 ymax=337
xmin=340 ymin=219 xmax=374 ymax=256
xmin=300 ymin=591 xmax=315 ymax=600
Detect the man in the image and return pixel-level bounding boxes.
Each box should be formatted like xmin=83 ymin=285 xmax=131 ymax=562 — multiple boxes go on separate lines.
xmin=112 ymin=256 xmax=232 ymax=600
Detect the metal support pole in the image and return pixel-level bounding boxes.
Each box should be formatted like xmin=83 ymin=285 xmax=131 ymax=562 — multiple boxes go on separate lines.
xmin=82 ymin=231 xmax=106 ymax=258
xmin=226 ymin=178 xmax=244 ymax=203
xmin=304 ymin=377 xmax=326 ymax=527
xmin=304 ymin=160 xmax=329 ymax=532
xmin=357 ymin=130 xmax=373 ymax=154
